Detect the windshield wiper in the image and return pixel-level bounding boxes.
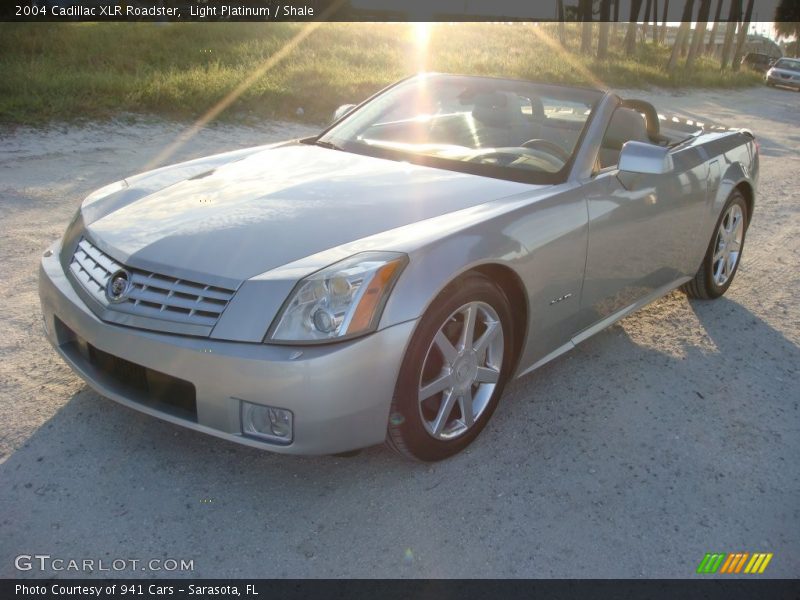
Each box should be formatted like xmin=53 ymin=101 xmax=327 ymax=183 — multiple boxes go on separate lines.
xmin=313 ymin=139 xmax=343 ymax=151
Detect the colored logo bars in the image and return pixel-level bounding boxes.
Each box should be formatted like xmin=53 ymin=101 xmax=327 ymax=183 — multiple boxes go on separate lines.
xmin=696 ymin=552 xmax=773 ymax=574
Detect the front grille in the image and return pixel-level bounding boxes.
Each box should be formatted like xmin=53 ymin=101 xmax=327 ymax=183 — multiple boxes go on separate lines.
xmin=69 ymin=237 xmax=235 ymax=328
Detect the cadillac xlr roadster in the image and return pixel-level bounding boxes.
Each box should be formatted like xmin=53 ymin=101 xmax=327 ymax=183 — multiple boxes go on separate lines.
xmin=39 ymin=74 xmax=758 ymax=461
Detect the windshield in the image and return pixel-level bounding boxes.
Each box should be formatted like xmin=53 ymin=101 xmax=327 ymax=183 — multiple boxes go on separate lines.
xmin=318 ymin=74 xmax=603 ymax=184
xmin=774 ymin=59 xmax=800 ymax=72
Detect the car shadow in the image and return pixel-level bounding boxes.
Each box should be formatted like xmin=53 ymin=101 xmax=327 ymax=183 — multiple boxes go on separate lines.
xmin=1 ymin=293 xmax=798 ymax=578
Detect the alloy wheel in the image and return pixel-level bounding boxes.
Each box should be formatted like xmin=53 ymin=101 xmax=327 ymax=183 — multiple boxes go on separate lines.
xmin=712 ymin=203 xmax=744 ymax=287
xmin=417 ymin=301 xmax=505 ymax=440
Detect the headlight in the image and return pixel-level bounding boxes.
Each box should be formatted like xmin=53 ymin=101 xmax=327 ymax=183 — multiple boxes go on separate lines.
xmin=267 ymin=252 xmax=408 ymax=343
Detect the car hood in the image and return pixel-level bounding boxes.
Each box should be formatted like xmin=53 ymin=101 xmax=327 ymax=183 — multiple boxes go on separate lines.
xmin=85 ymin=144 xmax=532 ymax=284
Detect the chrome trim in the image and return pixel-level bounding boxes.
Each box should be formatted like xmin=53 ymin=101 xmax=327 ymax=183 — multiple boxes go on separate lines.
xmin=69 ymin=237 xmax=235 ymax=329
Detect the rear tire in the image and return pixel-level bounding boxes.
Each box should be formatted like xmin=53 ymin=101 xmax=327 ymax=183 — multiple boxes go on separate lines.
xmin=386 ymin=274 xmax=514 ymax=462
xmin=682 ymin=190 xmax=749 ymax=300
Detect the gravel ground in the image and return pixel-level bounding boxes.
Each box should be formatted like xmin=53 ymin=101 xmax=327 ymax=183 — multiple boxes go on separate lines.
xmin=0 ymin=87 xmax=798 ymax=579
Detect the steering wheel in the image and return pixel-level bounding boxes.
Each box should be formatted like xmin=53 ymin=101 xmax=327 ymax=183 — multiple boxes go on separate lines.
xmin=466 ymin=150 xmax=527 ymax=167
xmin=520 ymin=139 xmax=571 ymax=163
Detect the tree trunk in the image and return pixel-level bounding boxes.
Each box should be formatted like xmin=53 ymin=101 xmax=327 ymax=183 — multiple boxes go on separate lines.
xmin=667 ymin=0 xmax=695 ymax=71
xmin=557 ymin=0 xmax=566 ymax=45
xmin=652 ymin=0 xmax=659 ymax=43
xmin=612 ymin=0 xmax=620 ymax=40
xmin=720 ymin=0 xmax=740 ymax=69
xmin=686 ymin=0 xmax=711 ymax=68
xmin=624 ymin=0 xmax=643 ymax=55
xmin=580 ymin=0 xmax=593 ymax=54
xmin=795 ymin=23 xmax=800 ymax=57
xmin=660 ymin=0 xmax=669 ymax=43
xmin=705 ymin=0 xmax=724 ymax=54
xmin=731 ymin=0 xmax=754 ymax=70
xmin=643 ymin=0 xmax=652 ymax=42
xmin=597 ymin=0 xmax=612 ymax=59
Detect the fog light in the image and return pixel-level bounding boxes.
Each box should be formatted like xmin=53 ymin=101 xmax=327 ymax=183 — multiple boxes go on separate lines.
xmin=241 ymin=401 xmax=293 ymax=444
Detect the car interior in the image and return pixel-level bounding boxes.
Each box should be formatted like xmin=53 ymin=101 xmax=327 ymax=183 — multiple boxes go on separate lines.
xmin=352 ymin=81 xmax=692 ymax=179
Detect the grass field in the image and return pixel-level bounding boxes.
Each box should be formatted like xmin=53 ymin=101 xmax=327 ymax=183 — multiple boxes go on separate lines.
xmin=0 ymin=22 xmax=763 ymax=125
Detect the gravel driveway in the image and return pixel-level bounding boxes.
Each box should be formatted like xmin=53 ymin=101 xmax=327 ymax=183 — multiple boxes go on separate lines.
xmin=1 ymin=86 xmax=798 ymax=578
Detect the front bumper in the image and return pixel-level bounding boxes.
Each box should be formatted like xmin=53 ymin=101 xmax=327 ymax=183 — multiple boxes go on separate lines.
xmin=39 ymin=243 xmax=417 ymax=455
xmin=766 ymin=74 xmax=800 ymax=90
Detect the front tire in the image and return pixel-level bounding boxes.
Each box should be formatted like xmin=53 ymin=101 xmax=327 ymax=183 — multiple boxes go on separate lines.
xmin=386 ymin=274 xmax=514 ymax=461
xmin=682 ymin=190 xmax=749 ymax=299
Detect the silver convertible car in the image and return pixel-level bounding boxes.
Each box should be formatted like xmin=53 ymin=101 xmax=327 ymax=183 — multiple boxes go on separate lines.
xmin=39 ymin=74 xmax=758 ymax=461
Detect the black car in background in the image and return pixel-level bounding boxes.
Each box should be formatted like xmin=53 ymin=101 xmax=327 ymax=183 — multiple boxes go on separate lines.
xmin=742 ymin=52 xmax=776 ymax=73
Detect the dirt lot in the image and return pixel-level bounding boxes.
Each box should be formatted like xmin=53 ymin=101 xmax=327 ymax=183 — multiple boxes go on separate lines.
xmin=1 ymin=86 xmax=798 ymax=578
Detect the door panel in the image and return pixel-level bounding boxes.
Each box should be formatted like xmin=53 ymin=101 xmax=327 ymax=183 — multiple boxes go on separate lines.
xmin=576 ymin=159 xmax=707 ymax=327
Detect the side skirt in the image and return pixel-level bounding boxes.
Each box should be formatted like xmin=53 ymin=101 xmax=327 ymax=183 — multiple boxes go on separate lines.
xmin=514 ymin=276 xmax=692 ymax=379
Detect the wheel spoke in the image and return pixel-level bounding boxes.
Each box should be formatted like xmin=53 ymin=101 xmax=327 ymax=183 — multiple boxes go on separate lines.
xmin=475 ymin=366 xmax=499 ymax=384
xmin=731 ymin=214 xmax=742 ymax=237
xmin=473 ymin=320 xmax=499 ymax=356
xmin=431 ymin=389 xmax=458 ymax=436
xmin=459 ymin=304 xmax=478 ymax=351
xmin=459 ymin=390 xmax=475 ymax=427
xmin=419 ymin=372 xmax=454 ymax=402
xmin=713 ymin=258 xmax=725 ymax=285
xmin=434 ymin=330 xmax=459 ymax=364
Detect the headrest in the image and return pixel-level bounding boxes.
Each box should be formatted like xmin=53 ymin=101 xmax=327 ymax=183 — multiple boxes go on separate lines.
xmin=471 ymin=92 xmax=520 ymax=128
xmin=621 ymin=99 xmax=662 ymax=141
xmin=529 ymin=96 xmax=545 ymax=121
xmin=603 ymin=107 xmax=649 ymax=151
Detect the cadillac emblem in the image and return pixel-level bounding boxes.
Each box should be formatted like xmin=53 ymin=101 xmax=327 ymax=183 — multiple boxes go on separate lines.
xmin=106 ymin=269 xmax=132 ymax=303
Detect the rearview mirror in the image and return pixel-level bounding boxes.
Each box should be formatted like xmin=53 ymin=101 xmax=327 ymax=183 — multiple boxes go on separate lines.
xmin=332 ymin=103 xmax=357 ymax=123
xmin=618 ymin=141 xmax=673 ymax=175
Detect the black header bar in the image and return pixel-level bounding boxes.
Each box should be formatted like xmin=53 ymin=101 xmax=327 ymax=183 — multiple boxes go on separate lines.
xmin=0 ymin=0 xmax=795 ymax=22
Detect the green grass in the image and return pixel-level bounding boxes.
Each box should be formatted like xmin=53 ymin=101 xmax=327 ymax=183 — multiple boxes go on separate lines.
xmin=0 ymin=22 xmax=762 ymax=125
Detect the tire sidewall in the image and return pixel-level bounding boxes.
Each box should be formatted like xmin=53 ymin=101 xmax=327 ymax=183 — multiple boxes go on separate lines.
xmin=389 ymin=274 xmax=515 ymax=461
xmin=703 ymin=191 xmax=749 ymax=298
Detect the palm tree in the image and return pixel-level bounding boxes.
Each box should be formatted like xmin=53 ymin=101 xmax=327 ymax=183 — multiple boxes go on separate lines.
xmin=775 ymin=0 xmax=800 ymax=57
xmin=556 ymin=0 xmax=566 ymax=45
xmin=652 ymin=0 xmax=659 ymax=43
xmin=686 ymin=0 xmax=712 ymax=68
xmin=719 ymin=0 xmax=741 ymax=70
xmin=667 ymin=0 xmax=695 ymax=71
xmin=731 ymin=0 xmax=755 ymax=71
xmin=624 ymin=0 xmax=644 ymax=55
xmin=580 ymin=0 xmax=593 ymax=54
xmin=643 ymin=0 xmax=652 ymax=42
xmin=597 ymin=0 xmax=612 ymax=59
xmin=705 ymin=0 xmax=725 ymax=54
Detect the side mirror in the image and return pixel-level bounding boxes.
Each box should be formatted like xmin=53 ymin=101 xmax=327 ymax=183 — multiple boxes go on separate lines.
xmin=618 ymin=141 xmax=673 ymax=175
xmin=332 ymin=103 xmax=357 ymax=123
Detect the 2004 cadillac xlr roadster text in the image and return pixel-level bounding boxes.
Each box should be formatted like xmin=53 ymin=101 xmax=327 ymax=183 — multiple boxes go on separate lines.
xmin=39 ymin=74 xmax=758 ymax=461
